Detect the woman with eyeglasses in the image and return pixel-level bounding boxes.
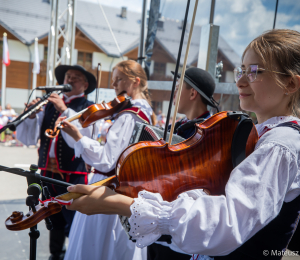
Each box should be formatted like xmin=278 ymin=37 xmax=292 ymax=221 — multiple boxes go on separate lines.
xmin=64 ymin=29 xmax=300 ymax=260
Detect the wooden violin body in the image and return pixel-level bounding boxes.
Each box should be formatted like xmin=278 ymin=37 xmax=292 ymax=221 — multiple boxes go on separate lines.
xmin=115 ymin=111 xmax=258 ymax=201
xmin=5 ymin=201 xmax=61 ymax=231
xmin=45 ymin=92 xmax=130 ymax=138
xmin=57 ymin=111 xmax=259 ymax=203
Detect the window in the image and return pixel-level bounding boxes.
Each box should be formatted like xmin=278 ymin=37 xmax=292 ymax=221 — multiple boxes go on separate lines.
xmin=153 ymin=62 xmax=166 ymax=76
xmin=77 ymin=51 xmax=93 ymax=69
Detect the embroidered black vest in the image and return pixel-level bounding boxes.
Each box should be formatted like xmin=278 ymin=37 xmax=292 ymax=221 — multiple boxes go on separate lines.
xmin=38 ymin=97 xmax=94 ymax=174
xmin=213 ymin=122 xmax=300 ymax=260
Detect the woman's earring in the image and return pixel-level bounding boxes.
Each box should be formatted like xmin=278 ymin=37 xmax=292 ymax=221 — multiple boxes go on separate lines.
xmin=285 ymin=93 xmax=289 ymax=95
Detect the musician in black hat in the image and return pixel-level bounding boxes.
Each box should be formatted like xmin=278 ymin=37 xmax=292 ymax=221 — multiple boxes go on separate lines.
xmin=170 ymin=67 xmax=218 ymax=138
xmin=147 ymin=67 xmax=218 ymax=260
xmin=17 ymin=65 xmax=97 ymax=260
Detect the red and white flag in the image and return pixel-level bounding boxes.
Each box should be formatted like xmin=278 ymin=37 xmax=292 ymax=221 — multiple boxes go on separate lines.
xmin=2 ymin=35 xmax=10 ymax=66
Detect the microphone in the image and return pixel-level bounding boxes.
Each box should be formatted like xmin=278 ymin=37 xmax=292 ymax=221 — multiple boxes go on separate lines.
xmin=37 ymin=84 xmax=72 ymax=92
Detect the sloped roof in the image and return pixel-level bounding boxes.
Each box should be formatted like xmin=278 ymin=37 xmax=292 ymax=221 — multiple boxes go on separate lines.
xmin=0 ymin=0 xmax=240 ymax=65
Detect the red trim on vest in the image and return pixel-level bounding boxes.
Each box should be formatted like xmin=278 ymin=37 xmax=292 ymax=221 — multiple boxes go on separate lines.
xmin=118 ymin=107 xmax=150 ymax=124
xmin=54 ymin=134 xmax=88 ymax=176
xmin=65 ymin=174 xmax=70 ymax=183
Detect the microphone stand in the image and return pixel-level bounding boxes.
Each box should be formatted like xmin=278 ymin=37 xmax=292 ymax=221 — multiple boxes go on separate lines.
xmin=0 ymin=164 xmax=72 ymax=188
xmin=1 ymin=164 xmax=71 ymax=260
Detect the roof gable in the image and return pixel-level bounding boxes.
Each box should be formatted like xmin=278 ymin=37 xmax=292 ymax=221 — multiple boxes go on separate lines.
xmin=0 ymin=0 xmax=240 ymax=65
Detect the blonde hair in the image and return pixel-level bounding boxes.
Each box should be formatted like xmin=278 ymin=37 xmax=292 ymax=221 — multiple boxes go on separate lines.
xmin=243 ymin=29 xmax=300 ymax=117
xmin=113 ymin=60 xmax=151 ymax=105
xmin=113 ymin=60 xmax=156 ymax=125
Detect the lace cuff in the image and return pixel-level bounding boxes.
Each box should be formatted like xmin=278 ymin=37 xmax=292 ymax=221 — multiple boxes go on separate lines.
xmin=128 ymin=190 xmax=173 ymax=248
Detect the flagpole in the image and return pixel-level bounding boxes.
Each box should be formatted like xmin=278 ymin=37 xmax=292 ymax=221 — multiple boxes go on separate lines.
xmin=31 ymin=38 xmax=40 ymax=101
xmin=1 ymin=32 xmax=7 ymax=108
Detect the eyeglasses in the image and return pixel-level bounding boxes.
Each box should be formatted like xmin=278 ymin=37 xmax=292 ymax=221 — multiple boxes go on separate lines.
xmin=233 ymin=65 xmax=288 ymax=83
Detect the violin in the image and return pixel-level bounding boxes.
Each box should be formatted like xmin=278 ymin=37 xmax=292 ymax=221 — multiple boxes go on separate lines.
xmin=5 ymin=201 xmax=61 ymax=231
xmin=56 ymin=111 xmax=259 ymax=202
xmin=5 ymin=176 xmax=118 ymax=230
xmin=45 ymin=91 xmax=130 ymax=138
xmin=6 ymin=111 xmax=258 ymax=230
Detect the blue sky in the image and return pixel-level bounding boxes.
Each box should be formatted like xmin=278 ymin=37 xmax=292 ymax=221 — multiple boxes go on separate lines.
xmin=82 ymin=0 xmax=299 ymax=59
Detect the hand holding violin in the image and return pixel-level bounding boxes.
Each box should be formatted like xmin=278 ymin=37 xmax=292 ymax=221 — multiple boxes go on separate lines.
xmin=55 ymin=116 xmax=83 ymax=142
xmin=66 ymin=184 xmax=133 ymax=217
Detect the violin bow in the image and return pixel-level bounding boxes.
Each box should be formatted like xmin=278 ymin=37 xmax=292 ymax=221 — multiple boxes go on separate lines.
xmin=91 ymin=63 xmax=102 ymax=139
xmin=166 ymin=0 xmax=199 ymax=144
xmin=163 ymin=0 xmax=190 ymax=141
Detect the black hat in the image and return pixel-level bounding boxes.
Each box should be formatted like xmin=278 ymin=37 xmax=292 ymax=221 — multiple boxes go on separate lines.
xmin=171 ymin=67 xmax=218 ymax=108
xmin=55 ymin=65 xmax=96 ymax=95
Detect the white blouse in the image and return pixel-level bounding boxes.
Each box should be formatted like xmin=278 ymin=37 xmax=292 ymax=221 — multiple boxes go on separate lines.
xmin=16 ymin=94 xmax=98 ymax=158
xmin=128 ymin=116 xmax=300 ymax=256
xmin=74 ymin=99 xmax=153 ymax=173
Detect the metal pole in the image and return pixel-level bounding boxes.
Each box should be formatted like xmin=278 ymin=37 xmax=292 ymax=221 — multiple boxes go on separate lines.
xmin=138 ymin=0 xmax=147 ymax=65
xmin=209 ymin=0 xmax=216 ymax=24
xmin=53 ymin=0 xmax=59 ymax=82
xmin=273 ymin=0 xmax=279 ymax=29
xmin=1 ymin=32 xmax=7 ymax=108
xmin=70 ymin=0 xmax=76 ymax=65
xmin=27 ymin=44 xmax=32 ymax=99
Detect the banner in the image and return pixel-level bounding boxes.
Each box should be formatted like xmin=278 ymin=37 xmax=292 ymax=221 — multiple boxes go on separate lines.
xmin=32 ymin=38 xmax=40 ymax=74
xmin=2 ymin=33 xmax=10 ymax=66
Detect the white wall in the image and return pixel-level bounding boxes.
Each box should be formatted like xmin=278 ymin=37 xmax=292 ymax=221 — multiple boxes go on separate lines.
xmin=7 ymin=39 xmax=44 ymax=62
xmin=166 ymin=63 xmax=176 ymax=77
xmin=92 ymin=52 xmax=127 ymax=71
xmin=6 ymin=88 xmax=43 ymax=110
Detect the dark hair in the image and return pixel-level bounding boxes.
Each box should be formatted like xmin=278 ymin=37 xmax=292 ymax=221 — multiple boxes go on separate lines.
xmin=243 ymin=29 xmax=300 ymax=117
xmin=185 ymin=83 xmax=209 ymax=106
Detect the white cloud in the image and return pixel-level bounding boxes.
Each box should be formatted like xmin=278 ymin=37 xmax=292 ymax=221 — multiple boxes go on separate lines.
xmin=80 ymin=0 xmax=299 ymax=57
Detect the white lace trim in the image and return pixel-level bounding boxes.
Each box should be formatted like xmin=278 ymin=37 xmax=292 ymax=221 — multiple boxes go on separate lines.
xmin=128 ymin=190 xmax=173 ymax=248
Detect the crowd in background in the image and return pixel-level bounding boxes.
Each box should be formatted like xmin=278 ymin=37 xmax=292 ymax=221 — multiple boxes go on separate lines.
xmin=0 ymin=104 xmax=20 ymax=146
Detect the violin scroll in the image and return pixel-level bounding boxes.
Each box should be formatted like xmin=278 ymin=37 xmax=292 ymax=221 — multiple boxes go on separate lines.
xmin=45 ymin=128 xmax=60 ymax=138
xmin=5 ymin=201 xmax=62 ymax=231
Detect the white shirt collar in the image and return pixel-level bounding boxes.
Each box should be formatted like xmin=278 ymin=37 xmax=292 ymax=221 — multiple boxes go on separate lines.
xmin=63 ymin=93 xmax=84 ymax=103
xmin=255 ymin=115 xmax=300 ymax=136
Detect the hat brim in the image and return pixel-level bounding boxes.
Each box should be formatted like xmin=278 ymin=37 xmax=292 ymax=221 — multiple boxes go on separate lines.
xmin=55 ymin=65 xmax=96 ymax=95
xmin=171 ymin=71 xmax=217 ymax=108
